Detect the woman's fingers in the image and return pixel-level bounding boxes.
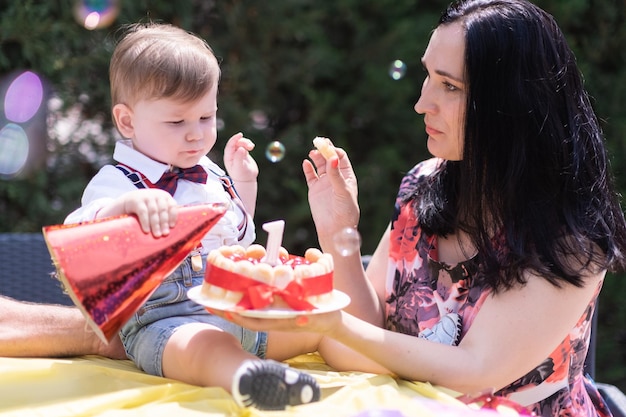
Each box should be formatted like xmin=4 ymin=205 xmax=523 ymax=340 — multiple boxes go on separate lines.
xmin=302 ymin=159 xmax=319 ymax=186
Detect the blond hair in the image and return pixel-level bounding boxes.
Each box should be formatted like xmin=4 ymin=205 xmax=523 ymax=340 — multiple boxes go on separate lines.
xmin=109 ymin=23 xmax=220 ymax=107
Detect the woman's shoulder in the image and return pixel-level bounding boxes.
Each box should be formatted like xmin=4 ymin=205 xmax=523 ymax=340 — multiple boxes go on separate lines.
xmin=406 ymin=158 xmax=443 ymax=179
xmin=398 ymin=158 xmax=443 ymax=194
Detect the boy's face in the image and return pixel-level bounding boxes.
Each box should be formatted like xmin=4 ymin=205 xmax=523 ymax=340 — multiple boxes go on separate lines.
xmin=114 ymin=86 xmax=218 ymax=168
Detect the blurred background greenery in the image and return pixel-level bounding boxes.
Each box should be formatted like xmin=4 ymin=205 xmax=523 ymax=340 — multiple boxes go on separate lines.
xmin=0 ymin=0 xmax=624 ymax=391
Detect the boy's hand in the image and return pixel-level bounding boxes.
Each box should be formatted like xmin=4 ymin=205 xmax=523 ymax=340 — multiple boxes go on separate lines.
xmin=98 ymin=189 xmax=178 ymax=237
xmin=123 ymin=189 xmax=178 ymax=237
xmin=223 ymin=132 xmax=258 ymax=182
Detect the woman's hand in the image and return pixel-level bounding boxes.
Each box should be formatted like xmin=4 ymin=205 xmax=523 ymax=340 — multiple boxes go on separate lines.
xmin=303 ymin=144 xmax=380 ymax=321
xmin=208 ymin=307 xmax=343 ymax=337
xmin=302 ymin=143 xmax=360 ymax=240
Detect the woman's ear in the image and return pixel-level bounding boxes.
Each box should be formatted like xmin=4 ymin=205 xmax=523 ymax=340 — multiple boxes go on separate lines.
xmin=112 ymin=103 xmax=134 ymax=138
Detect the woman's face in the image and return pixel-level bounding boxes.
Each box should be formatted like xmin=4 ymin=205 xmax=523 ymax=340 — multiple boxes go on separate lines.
xmin=415 ymin=22 xmax=467 ymax=161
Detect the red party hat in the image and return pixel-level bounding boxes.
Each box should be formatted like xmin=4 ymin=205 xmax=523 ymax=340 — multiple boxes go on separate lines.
xmin=42 ymin=203 xmax=227 ymax=343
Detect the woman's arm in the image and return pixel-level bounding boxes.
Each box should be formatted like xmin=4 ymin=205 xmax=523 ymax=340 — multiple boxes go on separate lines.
xmin=0 ymin=296 xmax=126 ymax=359
xmin=231 ymin=268 xmax=604 ymax=395
xmin=303 ymin=147 xmax=384 ymax=324
xmin=364 ymin=226 xmax=392 ymax=313
xmin=325 ymin=269 xmax=604 ymax=393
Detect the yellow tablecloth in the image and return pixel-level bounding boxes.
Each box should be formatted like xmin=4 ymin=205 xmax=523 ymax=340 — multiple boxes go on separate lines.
xmin=0 ymin=353 xmax=488 ymax=417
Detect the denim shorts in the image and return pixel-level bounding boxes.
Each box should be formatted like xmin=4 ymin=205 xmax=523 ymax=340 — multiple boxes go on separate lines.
xmin=119 ymin=256 xmax=267 ymax=377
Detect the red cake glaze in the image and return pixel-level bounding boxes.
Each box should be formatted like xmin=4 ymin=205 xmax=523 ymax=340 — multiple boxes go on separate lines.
xmin=202 ymin=244 xmax=334 ymax=311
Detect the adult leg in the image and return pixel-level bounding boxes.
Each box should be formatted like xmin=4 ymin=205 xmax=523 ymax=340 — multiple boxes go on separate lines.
xmin=0 ymin=295 xmax=125 ymax=358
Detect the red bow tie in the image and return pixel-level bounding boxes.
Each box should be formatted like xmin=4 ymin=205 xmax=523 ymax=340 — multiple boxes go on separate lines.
xmin=155 ymin=165 xmax=208 ymax=196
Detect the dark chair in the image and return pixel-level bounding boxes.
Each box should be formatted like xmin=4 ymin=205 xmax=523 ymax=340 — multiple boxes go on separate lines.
xmin=0 ymin=233 xmax=73 ymax=306
xmin=598 ymin=383 xmax=626 ymax=417
xmin=585 ymin=306 xmax=626 ymax=417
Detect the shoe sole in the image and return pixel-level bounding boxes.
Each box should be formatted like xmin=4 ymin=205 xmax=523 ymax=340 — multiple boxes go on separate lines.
xmin=232 ymin=360 xmax=321 ymax=410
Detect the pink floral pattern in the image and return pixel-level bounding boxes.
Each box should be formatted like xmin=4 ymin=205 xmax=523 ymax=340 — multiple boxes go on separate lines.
xmin=385 ymin=158 xmax=612 ymax=417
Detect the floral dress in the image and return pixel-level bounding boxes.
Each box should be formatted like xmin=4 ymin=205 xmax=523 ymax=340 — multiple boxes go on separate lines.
xmin=385 ymin=158 xmax=612 ymax=417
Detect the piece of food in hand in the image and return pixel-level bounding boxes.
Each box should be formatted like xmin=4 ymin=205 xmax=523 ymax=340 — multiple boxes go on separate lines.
xmin=313 ymin=136 xmax=338 ymax=160
xmin=202 ymin=244 xmax=335 ymax=310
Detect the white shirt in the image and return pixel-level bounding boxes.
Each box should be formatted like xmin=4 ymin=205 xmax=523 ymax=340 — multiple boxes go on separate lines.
xmin=65 ymin=140 xmax=255 ymax=251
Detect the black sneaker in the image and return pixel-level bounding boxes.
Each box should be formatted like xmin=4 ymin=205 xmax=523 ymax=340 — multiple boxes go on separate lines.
xmin=232 ymin=360 xmax=321 ymax=410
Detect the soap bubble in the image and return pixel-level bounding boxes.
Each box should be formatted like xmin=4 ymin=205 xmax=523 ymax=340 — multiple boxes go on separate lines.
xmin=4 ymin=71 xmax=43 ymax=123
xmin=389 ymin=60 xmax=407 ymax=80
xmin=265 ymin=141 xmax=285 ymax=163
xmin=0 ymin=70 xmax=48 ymax=177
xmin=333 ymin=227 xmax=362 ymax=256
xmin=0 ymin=123 xmax=29 ymax=176
xmin=73 ymin=0 xmax=120 ymax=30
xmin=250 ymin=110 xmax=269 ymax=130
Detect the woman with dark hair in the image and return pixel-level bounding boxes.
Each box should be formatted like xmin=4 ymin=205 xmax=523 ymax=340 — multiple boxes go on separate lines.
xmin=225 ymin=0 xmax=626 ymax=415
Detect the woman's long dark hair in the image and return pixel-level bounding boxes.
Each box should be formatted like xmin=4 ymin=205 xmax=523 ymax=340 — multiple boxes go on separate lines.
xmin=415 ymin=0 xmax=626 ymax=291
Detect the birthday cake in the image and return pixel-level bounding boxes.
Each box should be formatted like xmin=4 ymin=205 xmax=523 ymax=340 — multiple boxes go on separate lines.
xmin=201 ymin=244 xmax=335 ymax=311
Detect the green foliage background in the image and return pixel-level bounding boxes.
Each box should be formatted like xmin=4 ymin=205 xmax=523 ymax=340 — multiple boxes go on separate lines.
xmin=1 ymin=0 xmax=624 ymax=391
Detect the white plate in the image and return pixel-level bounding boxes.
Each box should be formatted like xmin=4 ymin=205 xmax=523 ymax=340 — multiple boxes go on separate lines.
xmin=187 ymin=286 xmax=351 ymax=318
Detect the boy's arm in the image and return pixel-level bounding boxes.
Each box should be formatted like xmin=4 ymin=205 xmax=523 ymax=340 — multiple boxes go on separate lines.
xmin=232 ymin=180 xmax=257 ymax=218
xmin=65 ymin=166 xmax=178 ymax=237
xmin=223 ymin=133 xmax=258 ymax=217
xmin=93 ymin=188 xmax=178 ymax=236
